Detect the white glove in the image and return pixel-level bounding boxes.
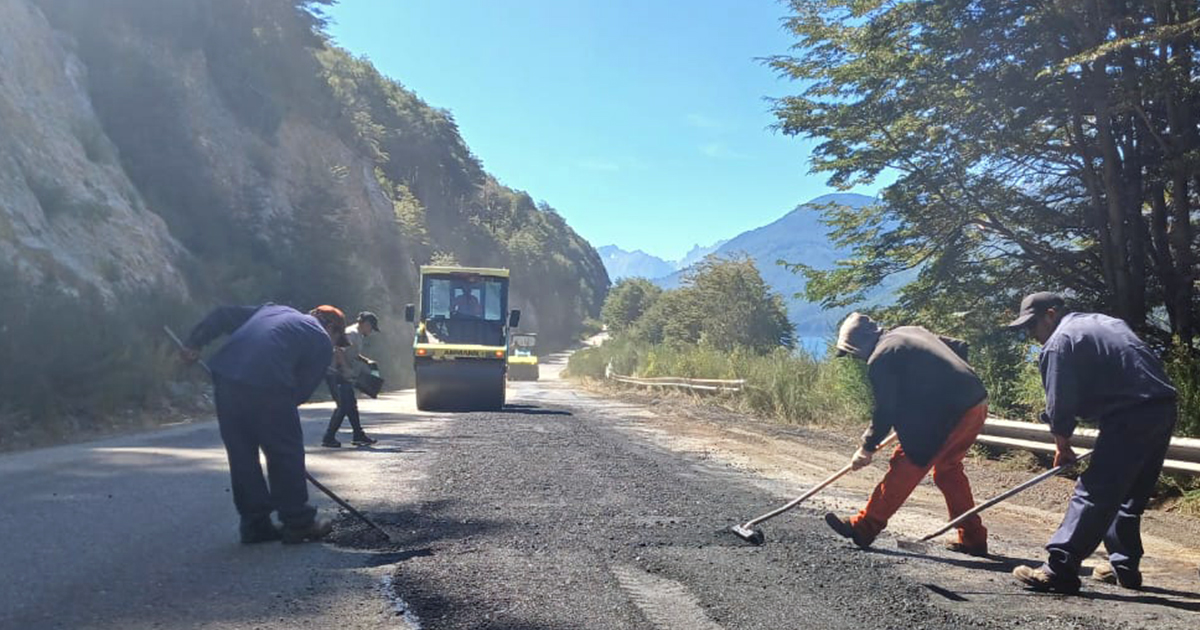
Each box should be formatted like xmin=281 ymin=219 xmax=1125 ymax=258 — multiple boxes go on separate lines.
xmin=850 ymin=447 xmax=874 ymax=470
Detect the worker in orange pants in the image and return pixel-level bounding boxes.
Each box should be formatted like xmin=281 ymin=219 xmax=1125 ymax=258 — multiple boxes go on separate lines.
xmin=846 ymin=401 xmax=988 ymax=551
xmin=824 ymin=312 xmax=990 ymax=556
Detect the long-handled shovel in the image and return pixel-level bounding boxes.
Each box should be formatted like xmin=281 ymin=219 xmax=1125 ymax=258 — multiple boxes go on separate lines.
xmin=163 ymin=325 xmax=396 ymax=544
xmin=730 ymin=432 xmax=898 ymax=545
xmin=895 ymin=449 xmax=1093 ymax=552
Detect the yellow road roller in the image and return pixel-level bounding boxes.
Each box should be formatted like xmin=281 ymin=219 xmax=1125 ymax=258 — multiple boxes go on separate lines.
xmin=507 ymin=333 xmax=539 ymax=381
xmin=405 ymin=266 xmax=520 ymax=411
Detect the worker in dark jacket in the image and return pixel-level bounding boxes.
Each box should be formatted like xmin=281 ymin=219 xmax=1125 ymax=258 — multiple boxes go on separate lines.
xmin=824 ymin=312 xmax=990 ymax=556
xmin=183 ymin=303 xmax=344 ymax=544
xmin=1007 ymin=293 xmax=1177 ymax=594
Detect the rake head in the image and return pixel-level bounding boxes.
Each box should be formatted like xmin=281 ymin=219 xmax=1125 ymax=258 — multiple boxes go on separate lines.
xmin=729 ymin=523 xmax=765 ymax=545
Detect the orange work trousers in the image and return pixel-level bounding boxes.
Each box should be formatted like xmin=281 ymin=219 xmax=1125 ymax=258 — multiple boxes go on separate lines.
xmin=850 ymin=401 xmax=988 ymax=547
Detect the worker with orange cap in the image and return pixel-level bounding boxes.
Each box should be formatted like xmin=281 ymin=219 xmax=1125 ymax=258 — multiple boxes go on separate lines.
xmin=182 ymin=303 xmax=345 ymax=545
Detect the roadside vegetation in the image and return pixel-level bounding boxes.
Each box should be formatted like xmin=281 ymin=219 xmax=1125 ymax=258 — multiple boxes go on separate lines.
xmin=570 ymin=257 xmax=872 ymax=427
xmin=766 ymin=0 xmax=1200 ymax=438
xmin=572 ymin=256 xmax=1200 ymax=512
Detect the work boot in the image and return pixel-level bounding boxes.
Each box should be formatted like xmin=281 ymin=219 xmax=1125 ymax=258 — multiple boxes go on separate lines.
xmin=824 ymin=513 xmax=874 ymax=549
xmin=1093 ymin=563 xmax=1142 ymax=590
xmin=945 ymin=540 xmax=989 ymax=557
xmin=282 ymin=518 xmax=333 ymax=544
xmin=351 ymin=434 xmax=377 ymax=446
xmin=1013 ymin=565 xmax=1080 ymax=595
xmin=239 ymin=519 xmax=282 ymax=544
xmin=321 ymin=436 xmax=341 ymax=448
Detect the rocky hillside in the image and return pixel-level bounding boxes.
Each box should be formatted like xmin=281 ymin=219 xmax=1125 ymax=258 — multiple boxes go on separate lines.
xmin=0 ymin=0 xmax=608 ymax=436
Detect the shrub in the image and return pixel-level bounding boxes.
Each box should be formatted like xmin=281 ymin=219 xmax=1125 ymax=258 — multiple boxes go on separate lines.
xmin=1164 ymin=342 xmax=1200 ymax=438
xmin=0 ymin=259 xmax=196 ymax=442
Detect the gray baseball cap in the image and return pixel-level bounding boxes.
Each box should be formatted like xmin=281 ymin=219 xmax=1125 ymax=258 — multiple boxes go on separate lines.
xmin=1006 ymin=292 xmax=1064 ymax=329
xmin=357 ymin=311 xmax=380 ymax=332
xmin=835 ymin=312 xmax=882 ymax=359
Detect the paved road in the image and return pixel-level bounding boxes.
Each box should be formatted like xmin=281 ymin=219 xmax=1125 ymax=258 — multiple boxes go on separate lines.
xmin=2 ymin=352 xmax=1198 ymax=629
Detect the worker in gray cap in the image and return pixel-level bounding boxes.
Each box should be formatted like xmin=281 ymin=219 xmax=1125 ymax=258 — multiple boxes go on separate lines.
xmin=824 ymin=312 xmax=990 ymax=556
xmin=322 ymin=311 xmax=381 ymax=447
xmin=1007 ymin=293 xmax=1177 ymax=594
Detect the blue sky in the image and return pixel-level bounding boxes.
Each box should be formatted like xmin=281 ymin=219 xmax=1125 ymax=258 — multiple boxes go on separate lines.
xmin=325 ymin=1 xmax=880 ymax=261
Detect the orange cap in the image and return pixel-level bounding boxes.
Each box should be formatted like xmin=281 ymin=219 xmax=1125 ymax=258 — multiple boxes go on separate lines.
xmin=309 ymin=305 xmax=348 ymax=344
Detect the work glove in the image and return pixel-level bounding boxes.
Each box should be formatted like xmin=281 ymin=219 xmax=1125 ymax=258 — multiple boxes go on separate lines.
xmin=850 ymin=447 xmax=873 ymax=470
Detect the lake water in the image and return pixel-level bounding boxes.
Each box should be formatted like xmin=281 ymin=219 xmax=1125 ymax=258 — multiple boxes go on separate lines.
xmin=797 ymin=335 xmax=832 ymax=359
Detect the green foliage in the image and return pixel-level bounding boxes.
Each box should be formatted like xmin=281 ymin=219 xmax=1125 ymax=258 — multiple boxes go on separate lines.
xmin=572 ymin=258 xmax=854 ymax=426
xmin=614 ymin=256 xmax=794 ymax=354
xmin=772 ymin=1 xmax=1199 ymax=333
xmin=315 ymin=48 xmax=609 ymax=348
xmin=14 ymin=0 xmax=607 ymax=442
xmin=0 ymin=258 xmax=195 ymax=439
xmin=1165 ymin=340 xmax=1200 ymax=437
xmin=578 ymin=317 xmax=604 ymax=340
xmin=602 ymin=278 xmax=662 ymax=333
xmin=429 ymin=251 xmax=460 ymax=266
xmin=771 ymin=0 xmax=1200 ymax=436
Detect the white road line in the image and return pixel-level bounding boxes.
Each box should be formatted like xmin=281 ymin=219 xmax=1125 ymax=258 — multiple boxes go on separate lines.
xmin=380 ymin=574 xmax=423 ymax=630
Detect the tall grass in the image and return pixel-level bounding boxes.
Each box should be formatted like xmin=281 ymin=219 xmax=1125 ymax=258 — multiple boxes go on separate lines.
xmin=567 ymin=338 xmax=872 ymax=428
xmin=1165 ymin=341 xmax=1200 ymax=437
xmin=569 ymin=335 xmax=1200 ymax=439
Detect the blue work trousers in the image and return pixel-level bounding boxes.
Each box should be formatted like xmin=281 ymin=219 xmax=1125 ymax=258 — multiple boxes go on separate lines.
xmin=214 ymin=376 xmax=316 ymax=530
xmin=1043 ymin=402 xmax=1176 ymax=585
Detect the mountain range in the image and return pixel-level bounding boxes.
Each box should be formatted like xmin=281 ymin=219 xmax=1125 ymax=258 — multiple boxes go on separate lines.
xmin=598 ymin=239 xmax=726 ymax=281
xmin=600 ymin=193 xmax=904 ymax=335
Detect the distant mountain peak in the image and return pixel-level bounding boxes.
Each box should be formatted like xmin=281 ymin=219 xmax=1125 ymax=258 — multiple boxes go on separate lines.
xmin=598 ymin=245 xmax=676 ymax=281
xmin=649 ymin=192 xmax=900 ymax=334
xmin=677 ymin=239 xmax=728 ymax=269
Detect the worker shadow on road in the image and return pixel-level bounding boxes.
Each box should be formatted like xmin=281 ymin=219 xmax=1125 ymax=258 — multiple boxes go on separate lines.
xmin=496 ymin=404 xmax=572 ymax=417
xmin=1075 ymin=584 xmax=1200 ymax=612
xmin=868 ymin=545 xmax=1039 ymax=574
xmin=382 ymin=574 xmax=565 ymax=630
xmin=317 ymin=409 xmax=432 ymax=453
xmin=329 ymin=498 xmax=504 ymax=552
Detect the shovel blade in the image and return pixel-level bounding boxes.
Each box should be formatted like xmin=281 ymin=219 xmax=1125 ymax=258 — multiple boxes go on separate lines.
xmin=895 ymin=538 xmax=929 ymax=553
xmin=729 ymin=524 xmax=765 ymax=545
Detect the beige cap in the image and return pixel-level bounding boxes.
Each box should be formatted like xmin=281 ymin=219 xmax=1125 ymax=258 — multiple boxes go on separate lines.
xmin=835 ymin=312 xmax=882 ymax=359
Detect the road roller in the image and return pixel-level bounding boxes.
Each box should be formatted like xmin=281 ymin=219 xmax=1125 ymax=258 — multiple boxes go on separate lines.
xmin=405 ymin=266 xmax=520 ymax=411
xmin=507 ymin=333 xmax=539 ymax=381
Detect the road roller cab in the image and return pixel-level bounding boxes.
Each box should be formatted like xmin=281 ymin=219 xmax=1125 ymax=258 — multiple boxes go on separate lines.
xmin=507 ymin=333 xmax=539 ymax=381
xmin=405 ymin=266 xmax=520 ymax=410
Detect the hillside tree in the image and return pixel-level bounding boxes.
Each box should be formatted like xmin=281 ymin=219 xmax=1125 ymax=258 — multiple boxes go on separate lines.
xmin=771 ymin=0 xmax=1200 ymax=350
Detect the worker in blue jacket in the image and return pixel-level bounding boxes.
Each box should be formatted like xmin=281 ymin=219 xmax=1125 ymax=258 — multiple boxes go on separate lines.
xmin=1007 ymin=293 xmax=1177 ymax=594
xmin=183 ymin=303 xmax=345 ymax=544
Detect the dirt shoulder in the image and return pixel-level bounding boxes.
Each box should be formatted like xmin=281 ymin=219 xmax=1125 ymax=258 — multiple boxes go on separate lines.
xmin=578 ymin=380 xmax=1200 ymax=592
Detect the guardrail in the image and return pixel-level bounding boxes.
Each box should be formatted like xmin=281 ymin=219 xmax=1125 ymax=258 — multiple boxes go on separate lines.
xmin=609 ymin=374 xmax=745 ymax=392
xmin=979 ymin=417 xmax=1200 ymax=476
xmin=607 ymin=371 xmax=1200 ymax=475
